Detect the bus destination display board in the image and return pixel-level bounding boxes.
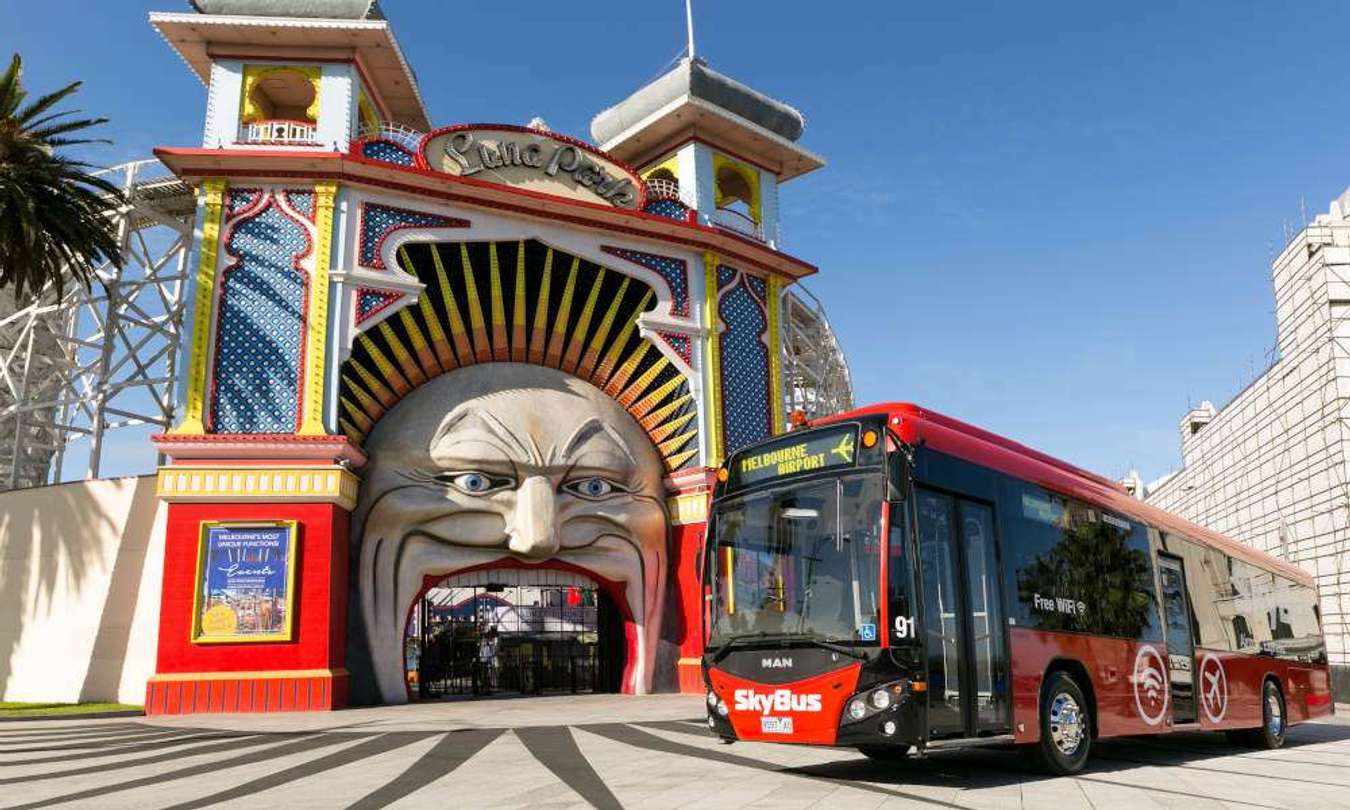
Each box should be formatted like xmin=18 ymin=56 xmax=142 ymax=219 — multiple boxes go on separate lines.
xmin=729 ymin=425 xmax=859 ymax=490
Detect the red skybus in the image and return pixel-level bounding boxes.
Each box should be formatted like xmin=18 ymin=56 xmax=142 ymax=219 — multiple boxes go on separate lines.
xmin=702 ymin=403 xmax=1332 ymax=774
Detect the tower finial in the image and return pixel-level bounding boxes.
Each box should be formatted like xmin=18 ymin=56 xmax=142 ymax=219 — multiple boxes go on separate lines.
xmin=685 ymin=0 xmax=696 ymax=60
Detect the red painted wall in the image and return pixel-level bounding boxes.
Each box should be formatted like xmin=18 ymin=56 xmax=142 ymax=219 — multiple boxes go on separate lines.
xmin=155 ymin=501 xmax=349 ymax=675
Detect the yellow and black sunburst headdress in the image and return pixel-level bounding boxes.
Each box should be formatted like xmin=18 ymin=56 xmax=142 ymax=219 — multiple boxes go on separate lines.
xmin=338 ymin=239 xmax=699 ymax=472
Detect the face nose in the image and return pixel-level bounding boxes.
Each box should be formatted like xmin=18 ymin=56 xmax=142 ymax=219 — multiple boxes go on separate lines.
xmin=508 ymin=475 xmax=558 ymax=559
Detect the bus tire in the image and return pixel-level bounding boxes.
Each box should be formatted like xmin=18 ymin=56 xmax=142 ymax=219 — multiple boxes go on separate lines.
xmin=856 ymin=744 xmax=912 ymax=761
xmin=1251 ymin=679 xmax=1287 ymax=749
xmin=1027 ymin=671 xmax=1091 ymax=775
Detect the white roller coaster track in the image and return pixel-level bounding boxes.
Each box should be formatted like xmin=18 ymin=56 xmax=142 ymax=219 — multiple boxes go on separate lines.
xmin=781 ymin=284 xmax=854 ymax=421
xmin=0 ymin=159 xmax=195 ymax=490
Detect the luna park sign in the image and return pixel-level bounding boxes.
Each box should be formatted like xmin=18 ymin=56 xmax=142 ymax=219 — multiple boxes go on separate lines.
xmin=420 ymin=125 xmax=645 ymax=210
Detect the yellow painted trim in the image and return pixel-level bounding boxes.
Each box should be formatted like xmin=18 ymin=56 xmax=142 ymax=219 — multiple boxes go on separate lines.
xmin=562 ymin=267 xmax=605 ymax=373
xmin=546 ymin=257 xmax=581 ymax=368
xmin=356 ymin=88 xmax=379 ymax=132
xmin=299 ymin=180 xmax=337 ymax=435
xmin=711 ymin=153 xmax=761 ymax=224
xmin=430 ymin=245 xmax=472 ymax=363
xmin=157 ymin=466 xmax=362 ymax=511
xmin=171 ymin=179 xmax=227 ymax=435
xmin=667 ymin=492 xmax=709 ymax=526
xmin=592 ymin=289 xmax=651 ymax=387
xmin=149 ymin=668 xmax=348 ymax=683
xmin=528 ymin=248 xmax=554 ymax=365
xmin=191 ymin=520 xmax=299 ymax=644
xmin=487 ymin=242 xmax=508 ymax=361
xmin=240 ymin=64 xmax=321 ymax=124
xmin=702 ymin=251 xmax=725 ymax=465
xmin=511 ymin=241 xmax=528 ymax=362
xmin=642 ymin=153 xmax=680 ymax=182
xmin=578 ymin=276 xmax=629 ymax=380
xmin=378 ymin=321 xmax=425 ymax=387
xmin=767 ymin=275 xmax=785 ymax=435
xmin=459 ymin=244 xmax=490 ymax=363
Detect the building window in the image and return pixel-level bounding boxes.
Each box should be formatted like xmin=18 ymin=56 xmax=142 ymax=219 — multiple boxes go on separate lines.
xmin=711 ymin=155 xmax=762 ymax=240
xmin=239 ymin=65 xmax=320 ymax=145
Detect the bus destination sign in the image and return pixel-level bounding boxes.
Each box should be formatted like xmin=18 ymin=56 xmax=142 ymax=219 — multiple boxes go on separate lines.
xmin=730 ymin=426 xmax=858 ymax=489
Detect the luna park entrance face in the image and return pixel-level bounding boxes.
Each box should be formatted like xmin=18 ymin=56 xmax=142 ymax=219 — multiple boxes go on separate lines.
xmin=405 ymin=569 xmax=626 ymax=699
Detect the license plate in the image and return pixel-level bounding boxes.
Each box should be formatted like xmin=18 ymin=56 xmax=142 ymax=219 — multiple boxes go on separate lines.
xmin=760 ymin=716 xmax=793 ymax=734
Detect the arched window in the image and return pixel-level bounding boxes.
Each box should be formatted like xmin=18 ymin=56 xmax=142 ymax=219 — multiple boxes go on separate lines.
xmin=239 ymin=65 xmax=320 ymax=144
xmin=712 ymin=155 xmax=762 ymax=238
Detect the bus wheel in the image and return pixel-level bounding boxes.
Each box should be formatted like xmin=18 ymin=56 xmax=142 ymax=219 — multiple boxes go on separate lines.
xmin=1252 ymin=680 xmax=1288 ymax=749
xmin=1026 ymin=672 xmax=1091 ymax=775
xmin=856 ymin=744 xmax=912 ymax=761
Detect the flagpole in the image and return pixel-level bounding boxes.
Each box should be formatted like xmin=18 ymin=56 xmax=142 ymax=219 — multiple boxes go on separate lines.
xmin=685 ymin=0 xmax=696 ymax=60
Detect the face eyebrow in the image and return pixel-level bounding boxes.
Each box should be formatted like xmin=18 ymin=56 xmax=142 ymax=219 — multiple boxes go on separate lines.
xmin=554 ymin=417 xmax=638 ymax=473
xmin=430 ymin=408 xmax=540 ymax=467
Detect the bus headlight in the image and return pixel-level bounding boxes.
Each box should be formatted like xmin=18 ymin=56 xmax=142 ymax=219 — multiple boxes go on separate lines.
xmin=707 ymin=691 xmax=719 ymax=708
xmin=841 ymin=680 xmax=909 ymax=726
xmin=716 ymin=699 xmax=729 ymax=717
xmin=848 ymin=699 xmax=868 ymax=721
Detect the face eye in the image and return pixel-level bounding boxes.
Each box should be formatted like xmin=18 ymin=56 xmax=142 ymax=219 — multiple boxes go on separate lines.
xmin=563 ymin=476 xmax=626 ymax=500
xmin=436 ymin=471 xmax=512 ymax=495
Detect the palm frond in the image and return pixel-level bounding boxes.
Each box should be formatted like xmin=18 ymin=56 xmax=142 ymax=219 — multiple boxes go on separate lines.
xmin=0 ymin=53 xmax=124 ymax=301
xmin=15 ymin=82 xmax=82 ymax=125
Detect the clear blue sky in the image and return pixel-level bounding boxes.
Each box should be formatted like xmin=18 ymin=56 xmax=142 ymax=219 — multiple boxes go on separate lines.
xmin=7 ymin=1 xmax=1349 ymax=483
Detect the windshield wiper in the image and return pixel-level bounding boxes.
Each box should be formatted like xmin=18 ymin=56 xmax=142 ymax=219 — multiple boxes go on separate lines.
xmin=708 ymin=631 xmax=866 ymax=663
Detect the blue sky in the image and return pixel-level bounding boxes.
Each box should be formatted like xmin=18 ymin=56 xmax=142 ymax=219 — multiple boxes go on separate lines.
xmin=7 ymin=1 xmax=1349 ymax=482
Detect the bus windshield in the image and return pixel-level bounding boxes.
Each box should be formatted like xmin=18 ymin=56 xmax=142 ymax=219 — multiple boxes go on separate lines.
xmin=708 ymin=473 xmax=884 ymax=646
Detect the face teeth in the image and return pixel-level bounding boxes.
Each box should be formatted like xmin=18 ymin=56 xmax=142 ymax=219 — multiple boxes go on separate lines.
xmin=358 ymin=532 xmax=663 ymax=703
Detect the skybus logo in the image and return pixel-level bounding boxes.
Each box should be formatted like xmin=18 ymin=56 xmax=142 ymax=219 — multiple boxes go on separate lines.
xmin=733 ymin=688 xmax=823 ymax=715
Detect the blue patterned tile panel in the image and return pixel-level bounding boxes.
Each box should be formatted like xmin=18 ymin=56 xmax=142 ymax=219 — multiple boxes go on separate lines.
xmin=718 ymin=273 xmax=772 ymax=452
xmin=642 ymin=198 xmax=690 ymax=221
xmin=210 ymin=199 xmax=309 ymax=434
xmin=360 ymin=140 xmax=416 ymax=167
xmin=601 ymin=246 xmax=690 ymax=317
xmin=358 ymin=203 xmax=468 ymax=269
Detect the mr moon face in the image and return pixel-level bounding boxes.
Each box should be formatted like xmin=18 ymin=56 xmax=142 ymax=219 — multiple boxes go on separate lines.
xmin=351 ymin=364 xmax=669 ymax=703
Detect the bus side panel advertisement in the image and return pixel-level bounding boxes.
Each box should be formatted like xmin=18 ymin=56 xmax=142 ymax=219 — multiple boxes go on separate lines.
xmin=191 ymin=521 xmax=299 ymax=644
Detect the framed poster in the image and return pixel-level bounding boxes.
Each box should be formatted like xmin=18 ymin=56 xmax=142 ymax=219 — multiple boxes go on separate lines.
xmin=191 ymin=521 xmax=299 ymax=643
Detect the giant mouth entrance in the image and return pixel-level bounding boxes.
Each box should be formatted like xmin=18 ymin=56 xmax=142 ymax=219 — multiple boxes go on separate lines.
xmin=406 ymin=568 xmax=627 ymax=700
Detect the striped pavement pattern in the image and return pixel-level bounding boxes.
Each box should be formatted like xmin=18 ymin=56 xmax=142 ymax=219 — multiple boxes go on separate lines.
xmin=4 ymin=713 xmax=1350 ymax=808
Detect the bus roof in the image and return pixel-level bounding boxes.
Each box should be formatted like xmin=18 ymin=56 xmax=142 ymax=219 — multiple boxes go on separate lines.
xmin=811 ymin=402 xmax=1316 ymax=588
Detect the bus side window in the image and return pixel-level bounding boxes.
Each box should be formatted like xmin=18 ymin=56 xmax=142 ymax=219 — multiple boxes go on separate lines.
xmin=888 ymin=504 xmax=917 ymax=646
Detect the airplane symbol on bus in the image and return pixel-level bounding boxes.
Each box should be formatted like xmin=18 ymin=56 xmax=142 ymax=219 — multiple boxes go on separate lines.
xmin=1199 ymin=654 xmax=1228 ymax=723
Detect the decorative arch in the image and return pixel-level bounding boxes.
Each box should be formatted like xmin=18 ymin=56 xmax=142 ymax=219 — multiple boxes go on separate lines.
xmin=712 ymin=153 xmax=761 ymax=224
xmin=240 ymin=64 xmax=321 ymax=124
xmin=337 ymin=239 xmax=700 ymax=472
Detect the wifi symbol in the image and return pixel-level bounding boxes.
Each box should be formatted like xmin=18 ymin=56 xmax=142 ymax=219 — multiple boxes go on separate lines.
xmin=1140 ymin=667 xmax=1164 ymax=703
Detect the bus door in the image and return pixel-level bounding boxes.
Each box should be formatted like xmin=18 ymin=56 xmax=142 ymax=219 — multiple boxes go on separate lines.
xmin=914 ymin=488 xmax=1009 ymax=739
xmin=1158 ymin=554 xmax=1196 ymax=724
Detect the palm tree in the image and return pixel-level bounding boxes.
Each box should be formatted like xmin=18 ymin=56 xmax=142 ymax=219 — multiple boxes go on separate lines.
xmin=0 ymin=53 xmax=123 ymax=300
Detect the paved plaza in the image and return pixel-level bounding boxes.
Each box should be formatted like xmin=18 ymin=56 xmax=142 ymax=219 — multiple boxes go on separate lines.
xmin=2 ymin=695 xmax=1349 ymax=809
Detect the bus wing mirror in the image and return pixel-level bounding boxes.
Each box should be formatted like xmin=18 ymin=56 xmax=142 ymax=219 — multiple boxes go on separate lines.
xmin=888 ymin=451 xmax=911 ymax=501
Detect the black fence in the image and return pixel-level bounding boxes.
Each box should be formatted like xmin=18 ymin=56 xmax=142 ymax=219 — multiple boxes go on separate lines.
xmin=411 ymin=585 xmax=612 ymax=699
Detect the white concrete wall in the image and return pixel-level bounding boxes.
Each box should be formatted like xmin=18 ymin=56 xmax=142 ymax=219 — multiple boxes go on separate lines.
xmin=1148 ymin=203 xmax=1350 ymax=668
xmin=0 ymin=476 xmax=165 ymax=705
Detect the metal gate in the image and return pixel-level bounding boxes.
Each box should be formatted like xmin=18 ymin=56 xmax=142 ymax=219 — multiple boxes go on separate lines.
xmin=408 ymin=573 xmax=617 ymax=699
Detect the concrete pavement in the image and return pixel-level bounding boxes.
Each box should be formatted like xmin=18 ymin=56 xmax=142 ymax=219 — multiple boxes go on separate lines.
xmin=2 ymin=694 xmax=1349 ymax=809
